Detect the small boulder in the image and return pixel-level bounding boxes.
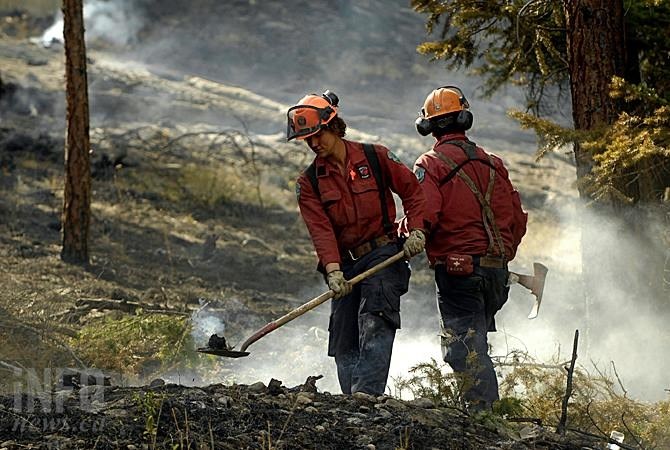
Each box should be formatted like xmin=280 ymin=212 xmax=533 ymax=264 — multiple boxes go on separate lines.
xmin=248 ymin=381 xmax=266 ymax=393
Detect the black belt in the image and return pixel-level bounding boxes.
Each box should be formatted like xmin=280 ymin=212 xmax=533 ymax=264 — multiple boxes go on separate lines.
xmin=346 ymin=235 xmax=397 ymax=261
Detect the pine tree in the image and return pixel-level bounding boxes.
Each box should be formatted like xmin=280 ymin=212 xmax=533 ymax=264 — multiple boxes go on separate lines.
xmin=61 ymin=0 xmax=91 ymax=264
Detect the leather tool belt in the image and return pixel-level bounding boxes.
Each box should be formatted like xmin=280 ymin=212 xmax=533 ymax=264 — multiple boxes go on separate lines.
xmin=347 ymin=235 xmax=396 ymax=260
xmin=478 ymin=255 xmax=506 ymax=269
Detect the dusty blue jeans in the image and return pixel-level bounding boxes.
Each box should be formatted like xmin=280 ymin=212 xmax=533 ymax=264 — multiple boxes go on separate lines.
xmin=328 ymin=243 xmax=410 ymax=395
xmin=435 ymin=263 xmax=509 ymax=411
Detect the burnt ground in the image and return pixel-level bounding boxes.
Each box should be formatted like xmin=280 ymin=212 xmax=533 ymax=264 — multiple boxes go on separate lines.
xmin=0 ymin=380 xmax=599 ymax=450
xmin=0 ymin=4 xmax=613 ymax=450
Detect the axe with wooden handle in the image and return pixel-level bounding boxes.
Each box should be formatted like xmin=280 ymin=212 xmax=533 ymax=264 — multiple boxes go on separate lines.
xmin=508 ymin=262 xmax=548 ymax=319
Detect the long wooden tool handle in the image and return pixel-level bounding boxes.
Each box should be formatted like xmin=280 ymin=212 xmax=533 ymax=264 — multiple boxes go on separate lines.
xmin=239 ymin=251 xmax=405 ymax=352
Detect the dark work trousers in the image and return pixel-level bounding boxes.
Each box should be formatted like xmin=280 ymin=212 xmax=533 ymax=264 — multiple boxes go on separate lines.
xmin=328 ymin=243 xmax=410 ymax=395
xmin=435 ymin=263 xmax=509 ymax=411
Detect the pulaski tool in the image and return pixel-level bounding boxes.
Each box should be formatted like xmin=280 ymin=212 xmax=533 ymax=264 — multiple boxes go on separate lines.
xmin=508 ymin=262 xmax=549 ymax=319
xmin=197 ymin=251 xmax=406 ymax=359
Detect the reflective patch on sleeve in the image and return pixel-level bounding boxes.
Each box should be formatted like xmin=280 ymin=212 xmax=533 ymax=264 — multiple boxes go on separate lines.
xmin=414 ymin=166 xmax=426 ymax=183
xmin=387 ymin=150 xmax=401 ymax=164
xmin=295 ymin=182 xmax=301 ymax=201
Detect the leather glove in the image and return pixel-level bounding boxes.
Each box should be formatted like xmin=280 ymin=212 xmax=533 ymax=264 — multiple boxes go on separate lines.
xmin=403 ymin=229 xmax=426 ymax=258
xmin=327 ymin=270 xmax=351 ymax=299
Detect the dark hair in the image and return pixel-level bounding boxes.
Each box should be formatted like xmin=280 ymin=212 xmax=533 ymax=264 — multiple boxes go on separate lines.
xmin=431 ymin=111 xmax=468 ymax=138
xmin=324 ymin=116 xmax=347 ymax=137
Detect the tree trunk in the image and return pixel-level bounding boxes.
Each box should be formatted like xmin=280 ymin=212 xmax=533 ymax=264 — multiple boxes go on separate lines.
xmin=61 ymin=0 xmax=91 ymax=265
xmin=564 ymin=1 xmax=627 ymax=354
xmin=565 ymin=0 xmax=626 ymax=198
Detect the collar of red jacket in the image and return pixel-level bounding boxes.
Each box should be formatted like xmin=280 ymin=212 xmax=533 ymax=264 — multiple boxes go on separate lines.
xmin=435 ymin=132 xmax=467 ymax=148
xmin=313 ymin=139 xmax=367 ymax=174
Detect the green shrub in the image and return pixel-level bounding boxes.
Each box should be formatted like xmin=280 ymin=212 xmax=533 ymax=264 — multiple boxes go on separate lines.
xmin=71 ymin=313 xmax=193 ymax=376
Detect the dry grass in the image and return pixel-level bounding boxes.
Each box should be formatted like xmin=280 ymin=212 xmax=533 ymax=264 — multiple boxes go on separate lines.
xmin=395 ymin=357 xmax=670 ymax=448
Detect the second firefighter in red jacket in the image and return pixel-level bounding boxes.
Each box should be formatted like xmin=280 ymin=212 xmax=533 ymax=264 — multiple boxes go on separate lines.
xmin=413 ymin=85 xmax=527 ymax=413
xmin=288 ymin=90 xmax=427 ymax=396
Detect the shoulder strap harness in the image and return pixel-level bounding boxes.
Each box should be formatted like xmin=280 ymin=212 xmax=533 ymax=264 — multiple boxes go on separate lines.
xmin=429 ymin=139 xmax=506 ymax=259
xmin=305 ymin=143 xmax=393 ymax=236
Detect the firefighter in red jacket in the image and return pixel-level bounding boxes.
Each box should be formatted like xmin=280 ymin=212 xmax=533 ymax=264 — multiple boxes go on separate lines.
xmin=288 ymin=90 xmax=427 ymax=395
xmin=413 ymin=86 xmax=527 ymax=412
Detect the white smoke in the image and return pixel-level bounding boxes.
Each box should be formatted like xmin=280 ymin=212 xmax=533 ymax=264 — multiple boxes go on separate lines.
xmin=190 ymin=300 xmax=226 ymax=346
xmin=491 ymin=201 xmax=670 ymax=401
xmin=40 ymin=0 xmax=142 ymax=47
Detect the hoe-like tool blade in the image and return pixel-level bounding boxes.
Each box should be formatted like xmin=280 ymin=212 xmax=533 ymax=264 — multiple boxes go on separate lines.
xmin=197 ymin=347 xmax=250 ymax=358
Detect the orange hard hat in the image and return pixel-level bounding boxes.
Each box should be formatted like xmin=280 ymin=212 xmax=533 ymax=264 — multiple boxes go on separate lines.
xmin=286 ymin=91 xmax=339 ymax=141
xmin=415 ymin=85 xmax=473 ymax=136
xmin=420 ymin=86 xmax=469 ymax=120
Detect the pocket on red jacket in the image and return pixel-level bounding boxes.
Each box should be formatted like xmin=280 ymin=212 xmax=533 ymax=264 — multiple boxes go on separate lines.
xmin=320 ymin=189 xmax=347 ymax=227
xmin=350 ymin=179 xmax=381 ymax=222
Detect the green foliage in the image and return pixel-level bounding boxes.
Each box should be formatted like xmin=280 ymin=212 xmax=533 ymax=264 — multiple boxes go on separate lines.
xmin=412 ymin=0 xmax=568 ymax=111
xmin=71 ymin=313 xmax=193 ymax=375
xmin=625 ymin=0 xmax=670 ymax=94
xmin=133 ymin=390 xmax=166 ymax=445
xmin=586 ymin=78 xmax=670 ymax=203
xmin=510 ymin=77 xmax=670 ymax=203
xmin=412 ymin=0 xmax=670 ymax=109
xmin=493 ymin=396 xmax=524 ymax=417
xmin=393 ymin=357 xmax=466 ymax=408
xmin=508 ymin=109 xmax=586 ymax=158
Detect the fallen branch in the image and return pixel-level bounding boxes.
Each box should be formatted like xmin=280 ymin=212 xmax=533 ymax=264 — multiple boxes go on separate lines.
xmin=493 ymin=361 xmax=569 ymax=370
xmin=507 ymin=417 xmax=542 ymax=426
xmin=0 ymin=360 xmax=25 ymax=373
xmin=54 ymin=297 xmax=190 ymax=321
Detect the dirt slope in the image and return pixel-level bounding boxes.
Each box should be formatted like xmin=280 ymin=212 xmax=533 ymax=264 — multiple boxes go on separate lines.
xmin=0 ymin=5 xmax=593 ymax=449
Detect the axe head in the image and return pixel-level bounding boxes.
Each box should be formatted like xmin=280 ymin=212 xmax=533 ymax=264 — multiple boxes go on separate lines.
xmin=511 ymin=262 xmax=548 ymax=319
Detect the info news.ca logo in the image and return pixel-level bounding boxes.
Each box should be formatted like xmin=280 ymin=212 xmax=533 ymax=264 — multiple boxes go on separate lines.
xmin=9 ymin=367 xmax=110 ymax=434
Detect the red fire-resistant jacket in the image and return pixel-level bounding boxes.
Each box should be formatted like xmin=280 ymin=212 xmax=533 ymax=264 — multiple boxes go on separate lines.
xmin=413 ymin=132 xmax=527 ymax=265
xmin=297 ymin=140 xmax=426 ymax=267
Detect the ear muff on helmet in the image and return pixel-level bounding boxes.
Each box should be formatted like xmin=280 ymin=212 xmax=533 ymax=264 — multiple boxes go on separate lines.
xmin=453 ymin=110 xmax=473 ymax=130
xmin=415 ymin=116 xmax=433 ymax=136
xmin=322 ymin=90 xmax=339 ymax=107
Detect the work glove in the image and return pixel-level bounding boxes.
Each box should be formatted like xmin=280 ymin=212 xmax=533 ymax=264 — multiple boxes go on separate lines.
xmin=327 ymin=270 xmax=351 ymax=299
xmin=403 ymin=229 xmax=426 ymax=258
